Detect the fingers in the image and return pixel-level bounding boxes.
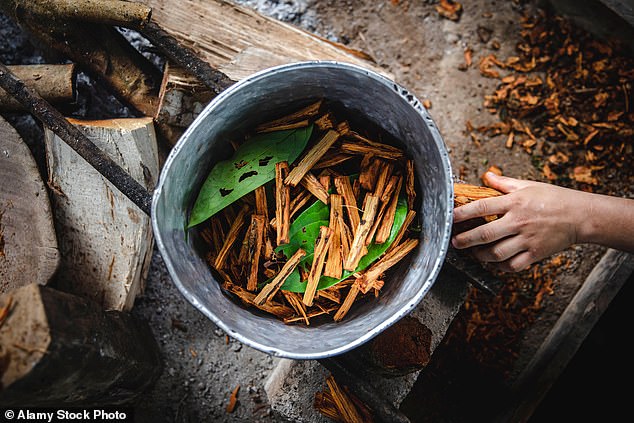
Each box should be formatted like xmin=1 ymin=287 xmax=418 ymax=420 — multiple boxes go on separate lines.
xmin=492 ymin=251 xmax=535 ymax=273
xmin=453 ymin=194 xmax=510 ymax=224
xmin=471 ymin=236 xmax=526 ymax=263
xmin=452 ymin=216 xmax=517 ymax=249
xmin=482 ymin=172 xmax=531 ymax=194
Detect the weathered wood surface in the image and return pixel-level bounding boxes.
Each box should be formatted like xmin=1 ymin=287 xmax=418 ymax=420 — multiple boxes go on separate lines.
xmin=0 ymin=116 xmax=59 ymax=294
xmin=44 ymin=117 xmax=158 ymax=311
xmin=0 ymin=284 xmax=162 ymax=406
xmin=143 ymin=0 xmax=386 ymax=80
xmin=155 ymin=62 xmax=215 ymax=144
xmin=4 ymin=0 xmax=152 ymax=27
xmin=0 ymin=64 xmax=75 ymax=111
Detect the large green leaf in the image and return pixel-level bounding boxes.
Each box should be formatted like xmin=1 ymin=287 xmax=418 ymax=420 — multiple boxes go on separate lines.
xmin=277 ymin=196 xmax=409 ymax=293
xmin=187 ymin=125 xmax=313 ymax=227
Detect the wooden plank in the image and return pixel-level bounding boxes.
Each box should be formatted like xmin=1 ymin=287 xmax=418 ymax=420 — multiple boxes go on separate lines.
xmin=44 ymin=117 xmax=159 ymax=311
xmin=499 ymin=249 xmax=634 ymax=422
xmin=0 ymin=284 xmax=162 ymax=406
xmin=0 ymin=116 xmax=59 ymax=293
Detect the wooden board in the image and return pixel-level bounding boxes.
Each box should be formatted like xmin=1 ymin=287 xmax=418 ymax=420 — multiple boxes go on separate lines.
xmin=143 ymin=0 xmax=389 ymax=81
xmin=0 ymin=116 xmax=59 ymax=293
xmin=44 ymin=117 xmax=158 ymax=311
xmin=0 ymin=284 xmax=162 ymax=406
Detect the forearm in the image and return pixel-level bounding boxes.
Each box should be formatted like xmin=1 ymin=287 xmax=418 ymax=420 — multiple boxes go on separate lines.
xmin=578 ymin=193 xmax=634 ymax=253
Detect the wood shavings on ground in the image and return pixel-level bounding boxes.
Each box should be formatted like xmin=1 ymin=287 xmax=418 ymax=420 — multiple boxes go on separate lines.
xmin=471 ymin=8 xmax=633 ymax=195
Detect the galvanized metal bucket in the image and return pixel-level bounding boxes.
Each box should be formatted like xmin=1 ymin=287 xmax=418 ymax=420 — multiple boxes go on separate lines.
xmin=151 ymin=61 xmax=453 ymax=359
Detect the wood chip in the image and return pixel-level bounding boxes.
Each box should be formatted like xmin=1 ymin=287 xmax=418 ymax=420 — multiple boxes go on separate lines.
xmin=325 ymin=376 xmax=365 ymax=423
xmin=334 ymin=176 xmax=361 ymax=236
xmin=282 ymin=291 xmax=309 ymax=325
xmin=223 ymin=280 xmax=294 ymax=319
xmin=254 ymin=248 xmax=306 ymax=306
xmin=255 ymin=99 xmax=322 ymax=132
xmin=214 ymin=204 xmax=250 ymax=269
xmin=285 ymin=129 xmax=340 ymax=186
xmin=386 ymin=210 xmax=416 ymax=255
xmin=226 ymin=384 xmax=240 ymax=413
xmin=344 ymin=194 xmax=380 ymax=271
xmin=303 ymin=226 xmax=334 ymax=307
xmin=313 ymin=152 xmax=355 ymax=169
xmin=324 ymin=194 xmax=344 ymax=279
xmin=300 ymin=171 xmax=330 ymax=204
xmin=333 ymin=281 xmax=360 ymax=322
xmin=359 ymin=238 xmax=419 ymax=292
xmin=375 ymin=176 xmax=403 ymax=244
xmin=255 ymin=120 xmax=310 ymax=133
xmin=275 ymin=161 xmax=290 ymax=245
xmin=246 ymin=214 xmax=266 ymax=291
xmin=405 ymin=159 xmax=416 ymax=210
xmin=359 ymin=154 xmax=381 ymax=191
xmin=314 ymin=112 xmax=335 ymax=131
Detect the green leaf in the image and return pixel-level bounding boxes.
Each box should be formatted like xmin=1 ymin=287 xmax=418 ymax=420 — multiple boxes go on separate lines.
xmin=187 ymin=125 xmax=313 ymax=228
xmin=275 ymin=199 xmax=330 ymax=263
xmin=277 ymin=196 xmax=409 ymax=293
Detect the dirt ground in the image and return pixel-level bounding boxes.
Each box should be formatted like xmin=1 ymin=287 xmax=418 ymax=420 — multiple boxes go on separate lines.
xmin=2 ymin=0 xmax=632 ymax=422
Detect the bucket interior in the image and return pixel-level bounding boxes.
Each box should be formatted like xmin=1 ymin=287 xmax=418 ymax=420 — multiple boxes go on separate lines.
xmin=152 ymin=62 xmax=453 ymax=358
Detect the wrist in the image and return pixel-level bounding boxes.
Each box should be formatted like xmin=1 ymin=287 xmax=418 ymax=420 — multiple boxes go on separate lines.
xmin=572 ymin=191 xmax=600 ymax=245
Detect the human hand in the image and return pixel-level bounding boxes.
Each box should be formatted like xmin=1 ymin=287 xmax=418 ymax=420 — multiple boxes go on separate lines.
xmin=451 ymin=172 xmax=589 ymax=272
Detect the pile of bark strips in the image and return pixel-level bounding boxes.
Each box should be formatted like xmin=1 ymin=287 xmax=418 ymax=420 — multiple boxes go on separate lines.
xmin=199 ymin=100 xmax=419 ymax=326
xmin=471 ymin=7 xmax=634 ymax=196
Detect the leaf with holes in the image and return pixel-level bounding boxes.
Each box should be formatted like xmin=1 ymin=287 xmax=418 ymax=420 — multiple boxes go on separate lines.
xmin=188 ymin=125 xmax=313 ymax=227
xmin=277 ymin=196 xmax=409 ymax=292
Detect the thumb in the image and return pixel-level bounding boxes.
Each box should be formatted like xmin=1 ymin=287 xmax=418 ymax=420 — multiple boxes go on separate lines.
xmin=483 ymin=172 xmax=529 ymax=194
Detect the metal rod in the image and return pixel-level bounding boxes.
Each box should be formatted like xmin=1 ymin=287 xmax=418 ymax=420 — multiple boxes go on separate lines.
xmin=0 ymin=61 xmax=152 ymax=215
xmin=140 ymin=21 xmax=234 ymax=94
xmin=318 ymin=357 xmax=411 ymax=423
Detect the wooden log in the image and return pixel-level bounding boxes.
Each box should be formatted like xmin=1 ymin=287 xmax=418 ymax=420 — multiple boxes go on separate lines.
xmin=0 ymin=62 xmax=153 ymax=215
xmin=0 ymin=284 xmax=162 ymax=406
xmin=44 ymin=118 xmax=159 ymax=311
xmin=155 ymin=63 xmax=217 ymax=145
xmin=0 ymin=9 xmax=161 ymax=117
xmin=0 ymin=64 xmax=75 ymax=111
xmin=0 ymin=116 xmax=59 ymax=294
xmin=6 ymin=0 xmax=152 ymax=27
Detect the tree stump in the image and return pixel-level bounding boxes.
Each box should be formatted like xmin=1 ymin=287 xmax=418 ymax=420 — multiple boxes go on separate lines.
xmin=44 ymin=117 xmax=158 ymax=311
